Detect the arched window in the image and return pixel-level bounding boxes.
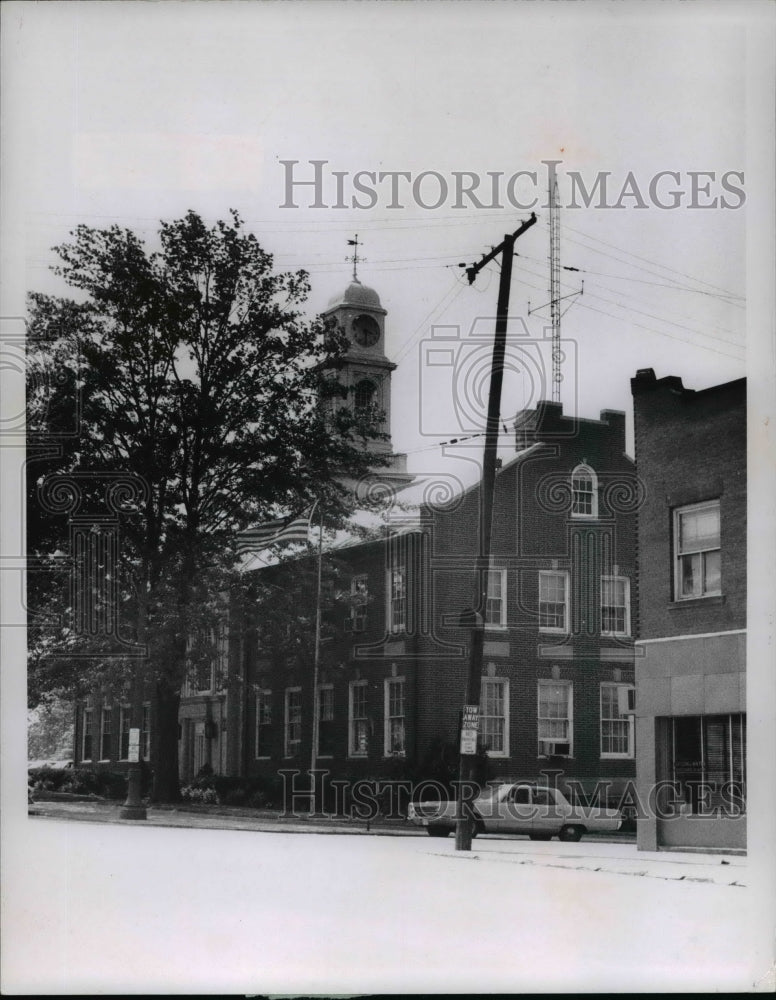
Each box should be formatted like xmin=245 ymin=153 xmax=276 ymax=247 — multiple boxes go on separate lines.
xmin=571 ymin=464 xmax=597 ymax=518
xmin=354 ymin=379 xmax=377 ymax=411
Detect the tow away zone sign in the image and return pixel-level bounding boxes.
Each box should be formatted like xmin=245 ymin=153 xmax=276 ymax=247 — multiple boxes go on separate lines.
xmin=460 ymin=705 xmax=480 ymax=755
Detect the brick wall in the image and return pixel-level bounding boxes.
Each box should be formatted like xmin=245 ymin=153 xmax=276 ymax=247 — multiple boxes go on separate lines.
xmin=631 ymin=370 xmax=746 ymax=639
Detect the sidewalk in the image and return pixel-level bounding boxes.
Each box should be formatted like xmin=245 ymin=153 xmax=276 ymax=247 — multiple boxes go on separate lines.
xmin=436 ymin=838 xmax=748 ymax=887
xmin=28 ymin=796 xmax=422 ymax=837
xmin=28 ymin=797 xmax=747 ymax=887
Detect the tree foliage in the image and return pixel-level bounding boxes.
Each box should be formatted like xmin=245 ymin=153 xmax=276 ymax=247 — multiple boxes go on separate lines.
xmin=27 ymin=210 xmax=386 ymax=799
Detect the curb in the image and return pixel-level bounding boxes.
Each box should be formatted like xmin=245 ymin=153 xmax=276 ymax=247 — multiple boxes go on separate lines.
xmin=27 ymin=801 xmax=637 ymax=843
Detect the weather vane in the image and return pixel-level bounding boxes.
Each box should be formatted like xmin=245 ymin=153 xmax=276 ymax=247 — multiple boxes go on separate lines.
xmin=346 ymin=234 xmax=365 ymax=281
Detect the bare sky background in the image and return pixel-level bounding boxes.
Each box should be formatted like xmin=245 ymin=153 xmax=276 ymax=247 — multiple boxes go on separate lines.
xmin=4 ymin=1 xmax=753 ymax=471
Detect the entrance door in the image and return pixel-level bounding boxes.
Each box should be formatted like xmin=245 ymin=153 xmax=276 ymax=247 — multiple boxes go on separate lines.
xmin=193 ymin=721 xmax=207 ymax=776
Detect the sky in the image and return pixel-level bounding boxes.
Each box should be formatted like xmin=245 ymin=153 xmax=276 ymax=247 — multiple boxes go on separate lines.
xmin=2 ymin=1 xmax=761 ymax=475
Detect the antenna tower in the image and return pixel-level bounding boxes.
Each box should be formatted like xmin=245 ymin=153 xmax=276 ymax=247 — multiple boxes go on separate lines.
xmin=549 ymin=177 xmax=562 ymax=403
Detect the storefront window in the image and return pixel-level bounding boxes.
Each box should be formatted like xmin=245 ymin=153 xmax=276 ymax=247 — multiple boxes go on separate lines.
xmin=667 ymin=714 xmax=746 ymax=815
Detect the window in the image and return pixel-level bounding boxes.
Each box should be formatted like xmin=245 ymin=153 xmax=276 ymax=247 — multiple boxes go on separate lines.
xmin=508 ymin=785 xmax=530 ymax=805
xmin=667 ymin=714 xmax=746 ymax=814
xmin=349 ymin=680 xmax=369 ymax=756
xmin=354 ymin=379 xmax=376 ymax=411
xmin=389 ymin=566 xmax=407 ymax=633
xmin=480 ymin=678 xmax=509 ymax=756
xmin=539 ymin=571 xmax=569 ymax=632
xmin=185 ymin=626 xmax=227 ymax=695
xmin=674 ymin=500 xmax=721 ymax=599
xmin=601 ymin=576 xmax=631 ymax=636
xmin=485 ymin=568 xmax=507 ymax=628
xmin=100 ymin=707 xmax=112 ymax=760
xmin=119 ymin=706 xmax=131 ymax=760
xmin=255 ymin=689 xmax=272 ymax=758
xmin=317 ymin=685 xmax=335 ymax=757
xmin=600 ymin=683 xmax=635 ymax=758
xmin=348 ymin=574 xmax=368 ymax=631
xmin=141 ymin=704 xmax=150 ymax=761
xmin=571 ymin=464 xmax=597 ymax=518
xmin=284 ymin=687 xmax=302 ymax=758
xmin=384 ymin=678 xmax=406 ymax=756
xmin=214 ymin=627 xmax=228 ymax=692
xmin=538 ymin=681 xmax=573 ymax=756
xmin=82 ymin=709 xmax=93 ymax=761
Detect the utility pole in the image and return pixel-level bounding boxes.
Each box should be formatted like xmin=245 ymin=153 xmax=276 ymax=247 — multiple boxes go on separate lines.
xmin=455 ymin=213 xmax=537 ymax=851
xmin=309 ymin=501 xmax=324 ymax=813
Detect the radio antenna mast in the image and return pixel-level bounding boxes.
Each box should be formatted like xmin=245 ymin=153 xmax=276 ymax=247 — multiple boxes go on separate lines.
xmin=549 ymin=176 xmax=562 ymax=403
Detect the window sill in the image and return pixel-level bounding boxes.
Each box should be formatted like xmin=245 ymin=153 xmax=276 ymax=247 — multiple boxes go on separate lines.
xmin=538 ymin=755 xmax=574 ymax=760
xmin=539 ymin=629 xmax=569 ymax=636
xmin=485 ymin=751 xmax=509 ymax=758
xmin=600 ymin=753 xmax=634 ymax=760
xmin=669 ymin=595 xmax=726 ymax=609
xmin=255 ymin=756 xmax=271 ymax=761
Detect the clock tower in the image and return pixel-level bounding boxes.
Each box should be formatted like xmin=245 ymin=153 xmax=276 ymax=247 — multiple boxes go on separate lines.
xmin=324 ymin=276 xmax=412 ymax=492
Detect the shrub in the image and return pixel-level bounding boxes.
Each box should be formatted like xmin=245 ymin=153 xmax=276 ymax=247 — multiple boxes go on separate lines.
xmin=181 ymin=784 xmax=219 ymax=805
xmin=178 ymin=773 xmax=285 ymax=810
xmin=28 ymin=766 xmax=128 ymax=800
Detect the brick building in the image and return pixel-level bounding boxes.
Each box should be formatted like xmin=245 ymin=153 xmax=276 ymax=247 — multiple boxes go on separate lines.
xmin=631 ymin=369 xmax=746 ymax=851
xmin=240 ymin=398 xmax=638 ymax=807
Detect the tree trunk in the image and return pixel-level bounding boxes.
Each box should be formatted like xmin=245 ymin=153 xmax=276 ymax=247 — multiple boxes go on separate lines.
xmin=151 ymin=678 xmax=181 ymax=802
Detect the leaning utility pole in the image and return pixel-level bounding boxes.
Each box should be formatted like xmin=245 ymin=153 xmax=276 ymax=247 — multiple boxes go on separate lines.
xmin=455 ymin=212 xmax=538 ymax=851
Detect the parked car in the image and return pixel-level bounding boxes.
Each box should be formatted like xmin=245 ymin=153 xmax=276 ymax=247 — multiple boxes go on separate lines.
xmin=407 ymin=782 xmax=623 ymax=842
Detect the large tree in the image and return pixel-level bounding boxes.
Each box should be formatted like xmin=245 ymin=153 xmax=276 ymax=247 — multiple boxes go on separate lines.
xmin=27 ymin=210 xmax=386 ymax=800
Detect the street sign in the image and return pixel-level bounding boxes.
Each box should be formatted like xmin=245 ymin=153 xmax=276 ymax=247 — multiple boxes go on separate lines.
xmin=128 ymin=727 xmax=140 ymax=763
xmin=460 ymin=704 xmax=480 ymax=755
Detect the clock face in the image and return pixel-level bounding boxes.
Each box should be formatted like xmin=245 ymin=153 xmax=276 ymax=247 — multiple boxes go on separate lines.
xmin=352 ymin=314 xmax=380 ymax=348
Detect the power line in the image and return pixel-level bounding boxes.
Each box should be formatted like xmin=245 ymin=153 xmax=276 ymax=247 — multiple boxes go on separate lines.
xmin=392 ymin=277 xmax=469 ymax=366
xmin=518 ymin=258 xmax=744 ymax=351
xmin=544 ymin=219 xmax=745 ymax=303
xmin=518 ymin=254 xmax=743 ymax=349
xmin=513 ymin=259 xmax=745 ymax=361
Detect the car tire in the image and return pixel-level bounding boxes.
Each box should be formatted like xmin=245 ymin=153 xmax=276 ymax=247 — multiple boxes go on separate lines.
xmin=559 ymin=824 xmax=584 ymax=843
xmin=427 ymin=825 xmax=451 ymax=838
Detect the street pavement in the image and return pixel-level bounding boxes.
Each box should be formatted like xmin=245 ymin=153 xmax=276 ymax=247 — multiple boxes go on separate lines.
xmin=4 ymin=801 xmax=766 ymax=994
xmin=27 ymin=797 xmax=745 ymax=888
